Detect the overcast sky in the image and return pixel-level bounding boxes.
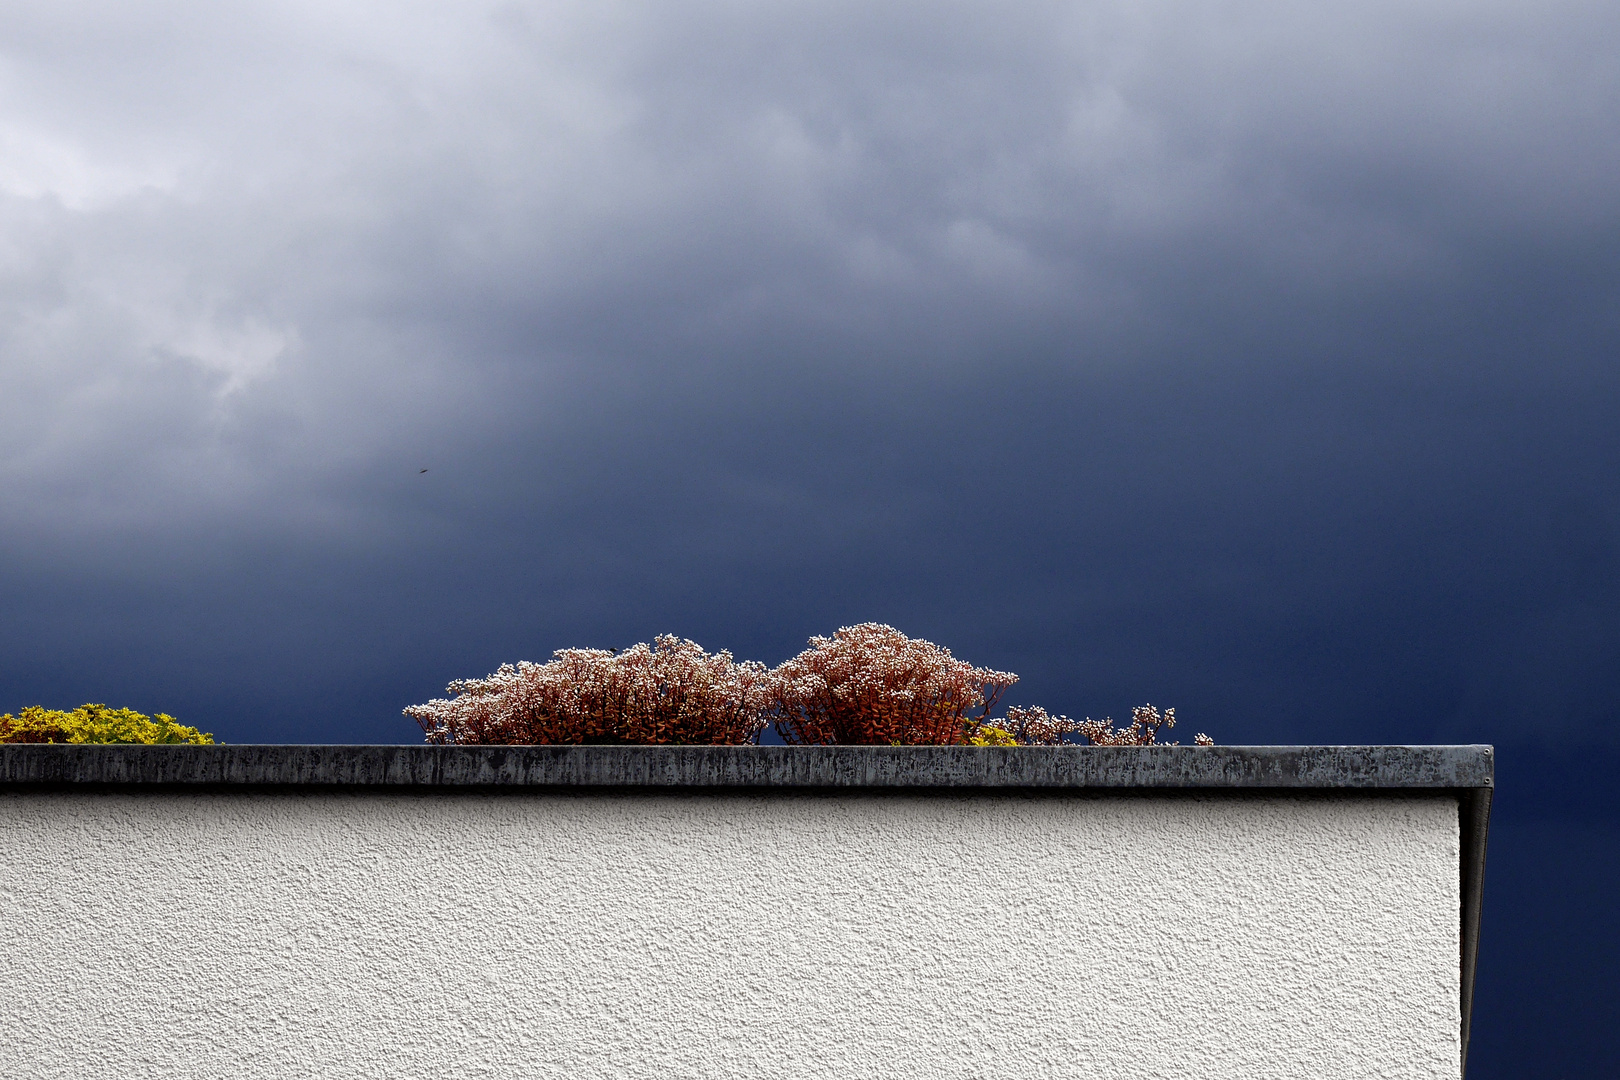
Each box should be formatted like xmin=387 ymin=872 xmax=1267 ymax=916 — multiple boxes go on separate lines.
xmin=2 ymin=1 xmax=1618 ymax=1071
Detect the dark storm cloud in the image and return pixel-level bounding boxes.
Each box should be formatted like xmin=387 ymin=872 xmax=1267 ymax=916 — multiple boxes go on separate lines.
xmin=4 ymin=4 xmax=1620 ymax=1072
xmin=2 ymin=0 xmax=1618 ymax=731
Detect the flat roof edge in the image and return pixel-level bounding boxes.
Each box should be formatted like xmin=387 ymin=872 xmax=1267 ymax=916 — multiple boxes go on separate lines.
xmin=0 ymin=740 xmax=1494 ymax=1076
xmin=0 ymin=743 xmax=1494 ymax=790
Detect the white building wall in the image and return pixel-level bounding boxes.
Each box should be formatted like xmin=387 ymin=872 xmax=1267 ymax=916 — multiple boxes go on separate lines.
xmin=0 ymin=791 xmax=1459 ymax=1079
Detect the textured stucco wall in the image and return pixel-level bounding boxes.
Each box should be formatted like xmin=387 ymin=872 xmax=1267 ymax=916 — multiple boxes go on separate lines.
xmin=0 ymin=791 xmax=1459 ymax=1079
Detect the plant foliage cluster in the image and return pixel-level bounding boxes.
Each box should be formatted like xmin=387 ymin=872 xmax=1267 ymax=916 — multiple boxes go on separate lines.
xmin=770 ymin=623 xmax=1016 ymax=745
xmin=0 ymin=704 xmax=213 ymax=745
xmin=406 ymin=635 xmax=770 ymax=745
xmin=407 ymin=623 xmax=1212 ymax=748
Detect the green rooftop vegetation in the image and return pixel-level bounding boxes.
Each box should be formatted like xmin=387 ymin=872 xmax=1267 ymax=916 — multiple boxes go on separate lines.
xmin=0 ymin=703 xmax=213 ymax=745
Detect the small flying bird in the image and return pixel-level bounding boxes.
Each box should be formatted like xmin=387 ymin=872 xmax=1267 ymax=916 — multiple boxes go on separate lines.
xmin=419 ymin=469 xmax=429 ymax=474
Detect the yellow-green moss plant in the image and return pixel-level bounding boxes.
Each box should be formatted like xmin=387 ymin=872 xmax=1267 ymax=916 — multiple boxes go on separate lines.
xmin=0 ymin=704 xmax=213 ymax=745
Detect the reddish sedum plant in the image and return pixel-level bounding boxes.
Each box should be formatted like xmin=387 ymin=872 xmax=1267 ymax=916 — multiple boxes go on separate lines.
xmin=404 ymin=635 xmax=770 ymax=745
xmin=404 ymin=624 xmax=1213 ymax=747
xmin=998 ymin=704 xmax=1213 ymax=746
xmin=769 ymin=623 xmax=1017 ymax=745
xmin=1071 ymin=703 xmax=1213 ymax=746
xmin=998 ymin=705 xmax=1080 ymax=745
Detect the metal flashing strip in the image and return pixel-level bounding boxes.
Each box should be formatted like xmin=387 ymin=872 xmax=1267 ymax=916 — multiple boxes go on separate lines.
xmin=0 ymin=742 xmax=1492 ymax=790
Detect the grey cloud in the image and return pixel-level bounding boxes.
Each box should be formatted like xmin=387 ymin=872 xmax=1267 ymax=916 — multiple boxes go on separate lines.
xmin=7 ymin=8 xmax=1620 ymax=1072
xmin=0 ymin=0 xmax=1616 ymax=746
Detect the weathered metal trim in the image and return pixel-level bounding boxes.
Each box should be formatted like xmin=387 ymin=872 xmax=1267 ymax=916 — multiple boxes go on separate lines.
xmin=0 ymin=743 xmax=1493 ymax=790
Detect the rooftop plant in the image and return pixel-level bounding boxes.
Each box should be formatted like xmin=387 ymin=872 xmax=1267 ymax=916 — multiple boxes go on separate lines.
xmin=405 ymin=624 xmax=1211 ymax=746
xmin=997 ymin=703 xmax=1212 ymax=746
xmin=768 ymin=623 xmax=1016 ymax=745
xmin=405 ymin=634 xmax=770 ymax=745
xmin=0 ymin=704 xmax=213 ymax=745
